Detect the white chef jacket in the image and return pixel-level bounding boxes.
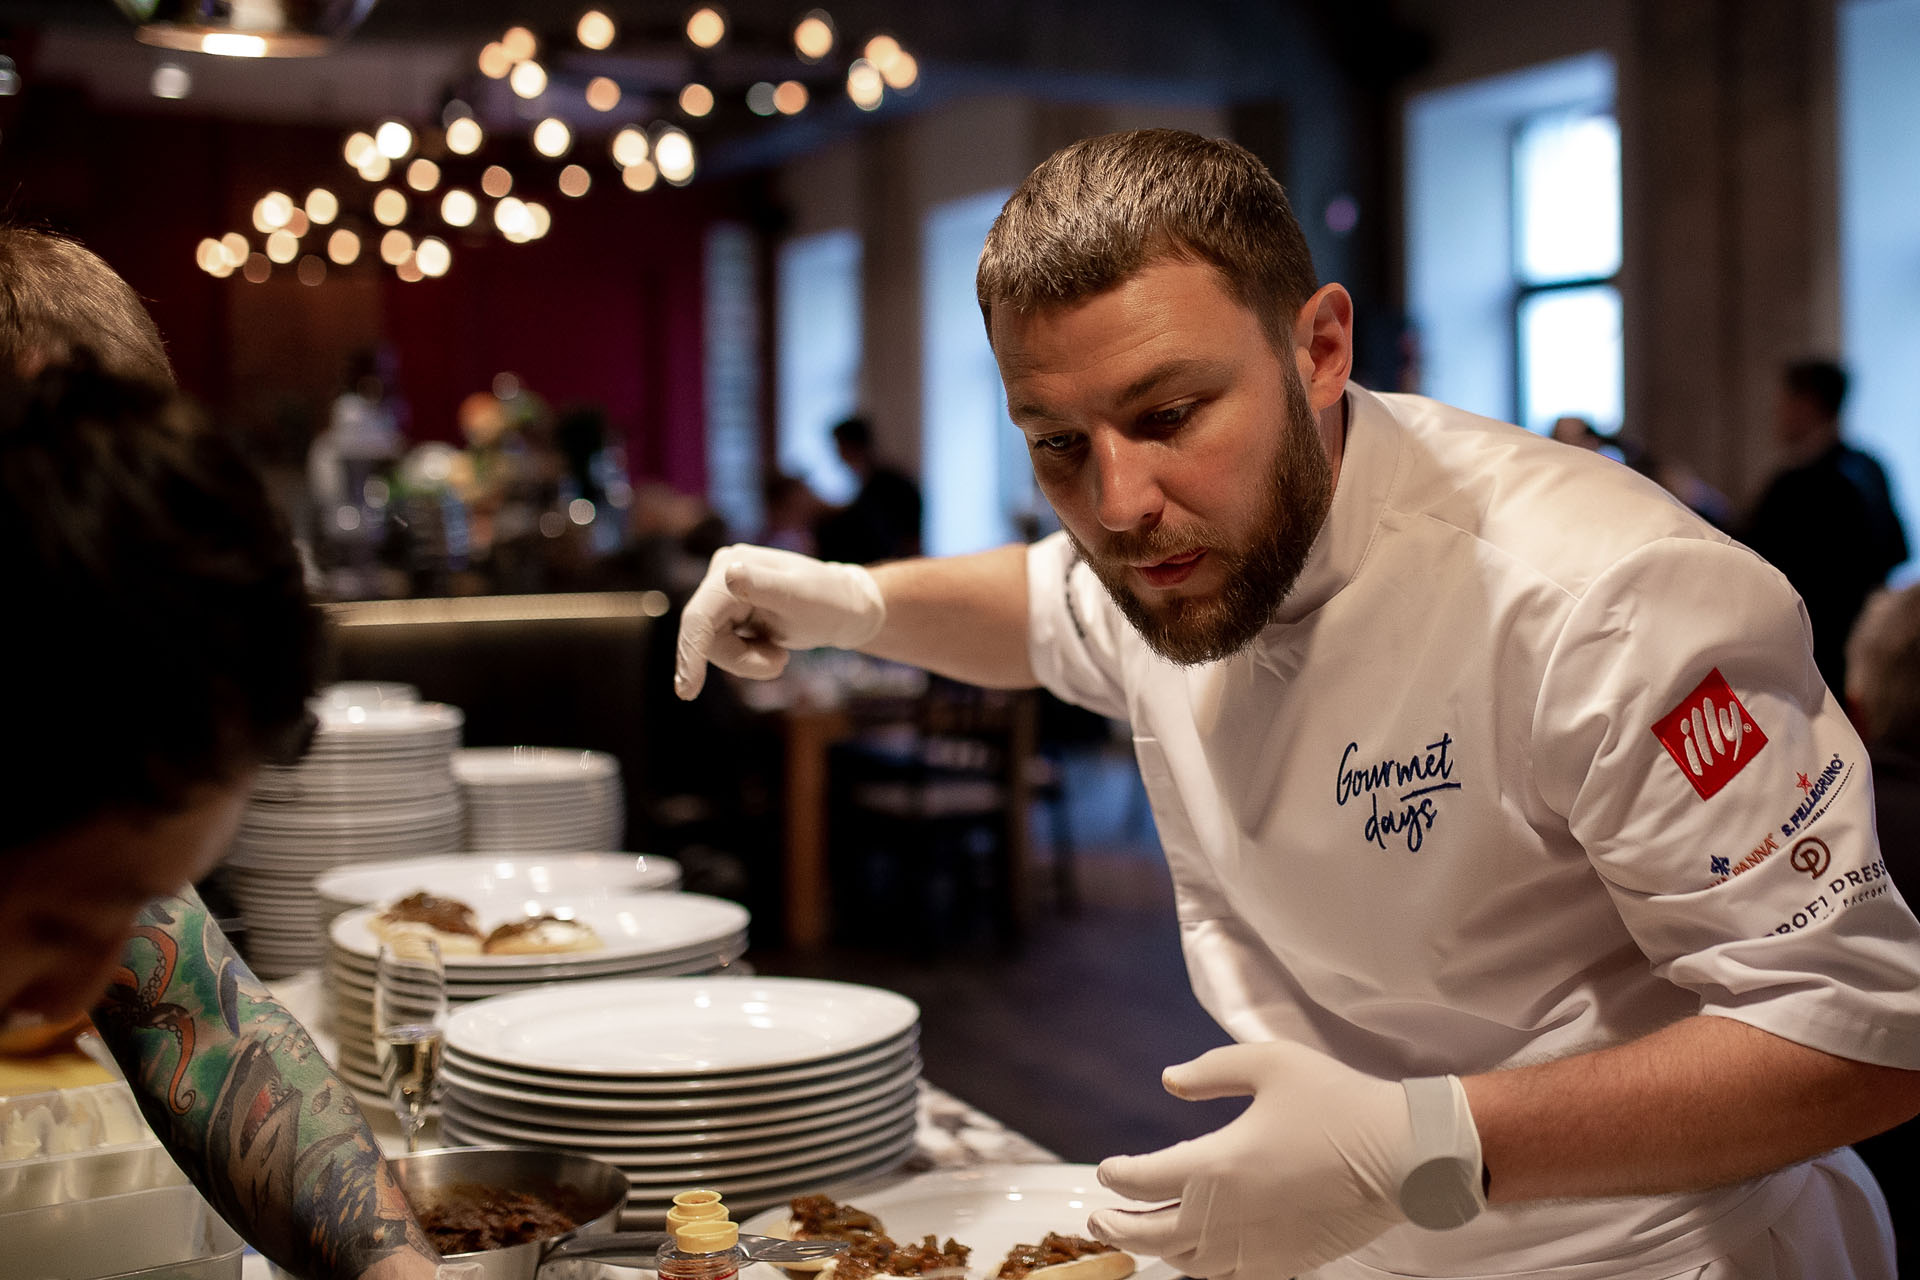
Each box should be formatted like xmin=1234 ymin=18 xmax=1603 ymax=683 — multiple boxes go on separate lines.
xmin=1026 ymin=386 xmax=1920 ymax=1278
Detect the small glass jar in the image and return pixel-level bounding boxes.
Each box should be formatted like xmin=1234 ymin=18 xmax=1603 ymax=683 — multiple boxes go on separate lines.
xmin=656 ymin=1219 xmax=748 ymax=1280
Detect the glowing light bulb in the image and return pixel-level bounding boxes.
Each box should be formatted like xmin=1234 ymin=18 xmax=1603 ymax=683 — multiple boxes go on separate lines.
xmin=509 ymin=59 xmax=547 ymax=99
xmin=559 ymin=165 xmax=591 ymax=198
xmin=372 ymin=188 xmax=408 ymax=226
xmin=533 ymin=118 xmax=572 ymax=158
xmin=793 ymin=10 xmax=834 ymax=60
xmin=374 ymin=119 xmax=414 ymax=159
xmin=610 ymin=126 xmax=649 ymax=168
xmin=685 ymin=6 xmax=726 ymax=48
xmin=679 ymin=83 xmax=714 ymax=117
xmin=654 ymin=127 xmax=695 ymax=184
xmin=446 ymin=117 xmax=484 ymax=155
xmin=773 ymin=80 xmax=808 ymax=115
xmin=847 ymin=59 xmax=883 ymax=110
xmin=586 ymin=76 xmax=621 ymax=112
xmin=416 ymin=237 xmax=452 ymax=277
xmin=577 ymin=10 xmax=616 ymax=50
xmin=327 ymin=228 xmax=361 ymax=265
xmin=406 ymin=158 xmax=441 ymax=191
xmin=500 ymin=26 xmax=538 ymax=62
xmin=441 ymin=189 xmax=478 ymax=227
xmin=304 ymin=188 xmax=339 ymax=224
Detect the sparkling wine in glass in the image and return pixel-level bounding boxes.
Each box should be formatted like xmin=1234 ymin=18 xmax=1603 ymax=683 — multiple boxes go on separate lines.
xmin=372 ymin=932 xmax=446 ymax=1152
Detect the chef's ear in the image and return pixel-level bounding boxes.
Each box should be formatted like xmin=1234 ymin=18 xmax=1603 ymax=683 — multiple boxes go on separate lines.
xmin=1290 ymin=283 xmax=1354 ymax=414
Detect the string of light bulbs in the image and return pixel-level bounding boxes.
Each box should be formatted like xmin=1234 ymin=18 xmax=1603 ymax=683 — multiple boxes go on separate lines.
xmin=194 ymin=6 xmax=920 ymax=285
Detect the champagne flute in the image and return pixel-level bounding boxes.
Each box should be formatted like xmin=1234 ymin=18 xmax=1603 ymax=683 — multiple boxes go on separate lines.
xmin=372 ymin=931 xmax=446 ymax=1152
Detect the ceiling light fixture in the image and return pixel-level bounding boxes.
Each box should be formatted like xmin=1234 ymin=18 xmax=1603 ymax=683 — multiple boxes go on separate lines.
xmin=115 ymin=0 xmax=381 ymax=57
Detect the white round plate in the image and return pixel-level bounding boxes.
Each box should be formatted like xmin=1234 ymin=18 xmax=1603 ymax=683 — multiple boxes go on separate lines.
xmin=443 ymin=1027 xmax=916 ymax=1094
xmin=440 ymin=1051 xmax=919 ymax=1113
xmin=442 ymin=1063 xmax=920 ymax=1133
xmin=327 ymin=941 xmax=749 ymax=998
xmin=329 ymin=893 xmax=748 ymax=967
xmin=316 ymin=852 xmax=679 ymax=908
xmin=454 ymin=747 xmax=617 ymax=785
xmin=739 ymin=1164 xmax=1176 ymax=1280
xmin=611 ymin=1136 xmax=919 ymax=1225
xmin=437 ymin=1080 xmax=918 ymax=1151
xmin=443 ymin=1117 xmax=918 ymax=1205
xmin=444 ymin=976 xmax=919 ymax=1076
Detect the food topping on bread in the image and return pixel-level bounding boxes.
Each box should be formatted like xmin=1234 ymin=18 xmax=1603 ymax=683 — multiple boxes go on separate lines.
xmin=790 ymin=1193 xmax=886 ymax=1242
xmin=376 ymin=892 xmax=481 ymax=938
xmin=371 ymin=893 xmax=485 ymax=954
xmin=996 ymin=1234 xmax=1130 ymax=1280
xmin=482 ymin=914 xmax=603 ymax=955
xmin=832 ymin=1234 xmax=970 ymax=1280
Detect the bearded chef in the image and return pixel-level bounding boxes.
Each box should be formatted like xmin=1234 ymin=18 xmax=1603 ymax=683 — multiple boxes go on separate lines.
xmin=675 ymin=130 xmax=1920 ymax=1279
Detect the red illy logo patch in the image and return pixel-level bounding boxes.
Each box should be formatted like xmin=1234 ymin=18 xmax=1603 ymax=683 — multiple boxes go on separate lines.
xmin=1653 ymin=668 xmax=1768 ymax=800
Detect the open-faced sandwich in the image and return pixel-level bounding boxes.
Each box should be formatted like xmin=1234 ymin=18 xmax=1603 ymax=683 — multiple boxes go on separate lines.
xmin=370 ymin=891 xmax=484 ymax=955
xmin=994 ymin=1234 xmax=1135 ymax=1280
xmin=772 ymin=1194 xmax=1133 ymax=1280
xmin=481 ymin=914 xmax=603 ymax=955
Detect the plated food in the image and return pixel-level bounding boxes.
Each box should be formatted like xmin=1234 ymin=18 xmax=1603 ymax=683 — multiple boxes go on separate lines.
xmin=774 ymin=1193 xmax=1133 ymax=1280
xmin=370 ymin=891 xmax=604 ymax=957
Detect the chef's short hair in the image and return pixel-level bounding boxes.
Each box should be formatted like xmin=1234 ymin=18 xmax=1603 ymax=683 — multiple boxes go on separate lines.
xmin=0 ymin=361 xmax=321 ymax=849
xmin=1847 ymin=583 xmax=1920 ymax=750
xmin=0 ymin=227 xmax=173 ymax=386
xmin=975 ymin=129 xmax=1318 ymax=346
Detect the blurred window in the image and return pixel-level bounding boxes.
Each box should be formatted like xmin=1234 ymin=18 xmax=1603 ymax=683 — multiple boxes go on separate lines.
xmin=1405 ymin=53 xmax=1617 ymax=433
xmin=922 ymin=188 xmax=1048 ymax=556
xmin=1512 ymin=109 xmax=1622 ymax=433
xmin=705 ymin=223 xmax=762 ymax=537
xmin=776 ymin=229 xmax=862 ymax=503
xmin=1840 ymin=0 xmax=1919 ymax=581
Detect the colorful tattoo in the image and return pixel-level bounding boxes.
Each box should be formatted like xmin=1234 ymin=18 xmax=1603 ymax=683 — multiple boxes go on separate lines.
xmin=93 ymin=887 xmax=438 ymax=1280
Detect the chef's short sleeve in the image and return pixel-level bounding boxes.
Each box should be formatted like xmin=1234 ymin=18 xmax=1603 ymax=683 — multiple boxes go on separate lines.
xmin=1533 ymin=536 xmax=1920 ymax=1068
xmin=1026 ymin=532 xmax=1131 ymax=721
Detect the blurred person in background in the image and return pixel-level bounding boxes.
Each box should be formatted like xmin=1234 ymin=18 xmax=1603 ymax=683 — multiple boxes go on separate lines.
xmin=814 ymin=414 xmax=923 ymax=564
xmin=1742 ymin=359 xmax=1909 ymax=694
xmin=761 ymin=472 xmax=826 ymax=555
xmin=0 ymin=226 xmax=452 ymax=1280
xmin=1843 ymin=581 xmax=1920 ymax=1275
xmin=676 ymin=131 xmax=1920 ymax=1279
xmin=1551 ymin=414 xmax=1731 ymax=527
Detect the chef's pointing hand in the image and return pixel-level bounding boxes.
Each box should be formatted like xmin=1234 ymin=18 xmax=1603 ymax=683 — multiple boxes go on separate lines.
xmin=1089 ymin=1041 xmax=1483 ymax=1280
xmin=674 ymin=544 xmax=887 ymax=699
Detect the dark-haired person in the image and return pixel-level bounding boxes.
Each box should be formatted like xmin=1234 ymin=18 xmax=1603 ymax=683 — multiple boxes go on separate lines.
xmin=675 ymin=131 xmax=1920 ymax=1278
xmin=813 ymin=414 xmax=924 ymax=564
xmin=0 ymin=230 xmax=453 ymax=1280
xmin=1742 ymin=359 xmax=1909 ymax=695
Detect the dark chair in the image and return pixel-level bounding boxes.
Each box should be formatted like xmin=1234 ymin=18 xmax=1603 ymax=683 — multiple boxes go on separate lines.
xmin=828 ymin=677 xmax=1038 ymax=951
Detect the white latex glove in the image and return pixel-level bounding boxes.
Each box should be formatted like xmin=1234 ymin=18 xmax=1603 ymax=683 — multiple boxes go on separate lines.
xmin=434 ymin=1266 xmax=485 ymax=1280
xmin=674 ymin=544 xmax=887 ymax=699
xmin=1089 ymin=1042 xmax=1479 ymax=1280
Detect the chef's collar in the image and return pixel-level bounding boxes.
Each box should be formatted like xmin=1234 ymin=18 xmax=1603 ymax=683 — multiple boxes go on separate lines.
xmin=1264 ymin=383 xmax=1402 ymax=628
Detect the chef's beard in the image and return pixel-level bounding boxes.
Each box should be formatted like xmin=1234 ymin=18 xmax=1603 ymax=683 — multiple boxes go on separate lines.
xmin=1065 ymin=369 xmax=1333 ymax=666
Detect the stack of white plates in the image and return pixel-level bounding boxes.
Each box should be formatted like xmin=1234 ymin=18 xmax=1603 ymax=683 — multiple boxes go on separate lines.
xmin=454 ymin=748 xmax=624 ymax=852
xmin=439 ymin=976 xmax=922 ymax=1225
xmin=225 ymin=700 xmax=465 ymax=978
xmin=312 ymin=851 xmax=683 ymax=934
xmin=323 ymin=892 xmax=752 ymax=1097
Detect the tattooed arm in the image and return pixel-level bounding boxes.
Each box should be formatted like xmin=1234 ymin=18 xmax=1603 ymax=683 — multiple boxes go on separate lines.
xmin=90 ymin=886 xmax=442 ymax=1280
